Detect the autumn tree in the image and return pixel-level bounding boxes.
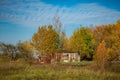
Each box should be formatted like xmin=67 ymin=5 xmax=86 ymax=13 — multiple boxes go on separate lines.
xmin=93 ymin=25 xmax=105 ymax=47
xmin=94 ymin=40 xmax=110 ymax=71
xmin=62 ymin=32 xmax=69 ymax=51
xmin=32 ymin=25 xmax=60 ymax=56
xmin=115 ymin=20 xmax=120 ymax=56
xmin=69 ymin=27 xmax=95 ymax=60
xmin=94 ymin=21 xmax=120 ymax=61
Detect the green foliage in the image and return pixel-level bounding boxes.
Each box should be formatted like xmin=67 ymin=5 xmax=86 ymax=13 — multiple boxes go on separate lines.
xmin=17 ymin=41 xmax=33 ymax=60
xmin=69 ymin=27 xmax=95 ymax=60
xmin=58 ymin=61 xmax=93 ymax=66
xmin=53 ymin=15 xmax=64 ymax=51
xmin=0 ymin=42 xmax=19 ymax=61
xmin=0 ymin=41 xmax=34 ymax=62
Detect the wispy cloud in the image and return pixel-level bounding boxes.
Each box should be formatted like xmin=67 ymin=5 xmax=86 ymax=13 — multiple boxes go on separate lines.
xmin=0 ymin=0 xmax=120 ymax=28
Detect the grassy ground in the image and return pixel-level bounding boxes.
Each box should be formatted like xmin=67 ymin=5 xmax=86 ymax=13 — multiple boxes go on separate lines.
xmin=0 ymin=59 xmax=120 ymax=80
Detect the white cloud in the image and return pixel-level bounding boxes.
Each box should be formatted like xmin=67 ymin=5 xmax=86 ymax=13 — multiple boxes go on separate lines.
xmin=0 ymin=0 xmax=120 ymax=28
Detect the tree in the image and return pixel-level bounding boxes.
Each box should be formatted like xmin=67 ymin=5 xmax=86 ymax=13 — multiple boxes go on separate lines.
xmin=32 ymin=25 xmax=60 ymax=55
xmin=69 ymin=27 xmax=95 ymax=60
xmin=17 ymin=41 xmax=33 ymax=61
xmin=94 ymin=40 xmax=109 ymax=71
xmin=93 ymin=21 xmax=120 ymax=61
xmin=115 ymin=20 xmax=120 ymax=56
xmin=62 ymin=32 xmax=69 ymax=51
xmin=53 ymin=15 xmax=63 ymax=50
xmin=53 ymin=14 xmax=62 ymax=34
xmin=0 ymin=42 xmax=19 ymax=61
xmin=93 ymin=25 xmax=105 ymax=48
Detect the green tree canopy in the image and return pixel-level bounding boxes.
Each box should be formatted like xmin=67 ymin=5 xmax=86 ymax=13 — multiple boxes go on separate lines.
xmin=17 ymin=41 xmax=33 ymax=60
xmin=69 ymin=27 xmax=95 ymax=60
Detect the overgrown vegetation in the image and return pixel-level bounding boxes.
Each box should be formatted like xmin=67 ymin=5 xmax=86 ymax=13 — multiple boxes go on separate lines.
xmin=0 ymin=61 xmax=120 ymax=80
xmin=0 ymin=20 xmax=120 ymax=62
xmin=0 ymin=19 xmax=120 ymax=79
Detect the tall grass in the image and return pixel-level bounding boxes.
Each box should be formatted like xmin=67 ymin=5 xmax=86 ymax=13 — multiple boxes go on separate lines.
xmin=0 ymin=60 xmax=120 ymax=80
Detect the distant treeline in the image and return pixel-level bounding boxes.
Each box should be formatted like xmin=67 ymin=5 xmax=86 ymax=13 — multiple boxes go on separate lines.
xmin=0 ymin=20 xmax=120 ymax=64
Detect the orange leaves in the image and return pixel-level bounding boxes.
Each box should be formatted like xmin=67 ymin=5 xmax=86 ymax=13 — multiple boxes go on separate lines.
xmin=93 ymin=20 xmax=120 ymax=68
xmin=31 ymin=20 xmax=120 ymax=61
xmin=93 ymin=21 xmax=120 ymax=61
xmin=32 ymin=25 xmax=60 ymax=55
xmin=94 ymin=40 xmax=109 ymax=70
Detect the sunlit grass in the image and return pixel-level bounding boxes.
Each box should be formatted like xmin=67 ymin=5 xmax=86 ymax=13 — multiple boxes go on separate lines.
xmin=0 ymin=60 xmax=120 ymax=80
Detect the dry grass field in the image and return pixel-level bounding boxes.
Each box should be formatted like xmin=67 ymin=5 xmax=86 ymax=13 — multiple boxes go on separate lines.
xmin=0 ymin=58 xmax=120 ymax=80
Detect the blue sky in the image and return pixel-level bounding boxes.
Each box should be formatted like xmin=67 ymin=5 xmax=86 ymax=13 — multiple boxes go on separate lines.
xmin=0 ymin=0 xmax=120 ymax=44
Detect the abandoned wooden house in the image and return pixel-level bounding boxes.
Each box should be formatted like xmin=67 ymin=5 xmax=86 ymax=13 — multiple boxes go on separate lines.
xmin=55 ymin=52 xmax=80 ymax=62
xmin=52 ymin=52 xmax=81 ymax=63
xmin=33 ymin=52 xmax=81 ymax=63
